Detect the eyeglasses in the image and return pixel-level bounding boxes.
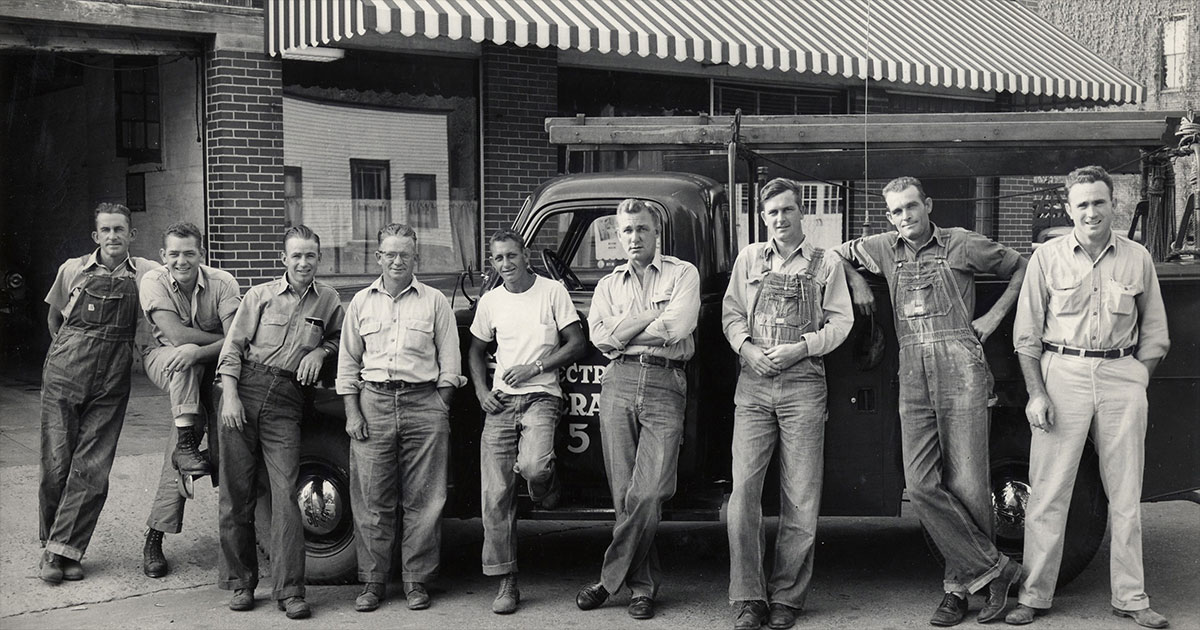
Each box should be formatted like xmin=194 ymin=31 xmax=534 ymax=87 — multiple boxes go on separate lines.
xmin=376 ymin=251 xmax=414 ymax=262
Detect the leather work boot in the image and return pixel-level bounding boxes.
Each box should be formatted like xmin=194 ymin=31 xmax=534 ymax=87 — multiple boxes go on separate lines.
xmin=39 ymin=550 xmax=64 ymax=584
xmin=930 ymin=592 xmax=968 ymax=626
xmin=277 ymin=596 xmax=311 ymax=619
xmin=355 ymin=582 xmax=385 ymax=612
xmin=575 ymin=583 xmax=608 ymax=610
xmin=228 ymin=588 xmax=255 ymax=611
xmin=143 ymin=528 xmax=168 ymax=578
xmin=492 ymin=573 xmax=519 ymax=614
xmin=733 ymin=600 xmax=768 ymax=630
xmin=978 ymin=560 xmax=1023 ymax=623
xmin=767 ymin=602 xmax=799 ymax=629
xmin=1112 ymin=607 xmax=1169 ymax=629
xmin=172 ymin=426 xmax=211 ymax=476
xmin=404 ymin=582 xmax=430 ymax=610
xmin=60 ymin=557 xmax=84 ymax=581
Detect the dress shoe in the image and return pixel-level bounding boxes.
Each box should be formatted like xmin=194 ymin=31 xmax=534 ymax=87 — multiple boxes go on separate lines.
xmin=143 ymin=529 xmax=167 ymax=578
xmin=39 ymin=551 xmax=64 ymax=584
xmin=229 ymin=588 xmax=255 ymax=611
xmin=978 ymin=560 xmax=1023 ymax=623
xmin=60 ymin=557 xmax=84 ymax=581
xmin=492 ymin=574 xmax=519 ymax=614
xmin=930 ymin=592 xmax=968 ymax=626
xmin=1113 ymin=607 xmax=1169 ymax=629
xmin=575 ymin=582 xmax=609 ymax=610
xmin=628 ymin=596 xmax=655 ymax=620
xmin=768 ymin=603 xmax=799 ymax=629
xmin=734 ymin=600 xmax=769 ymax=630
xmin=355 ymin=582 xmax=385 ymax=612
xmin=404 ymin=581 xmax=430 ymax=610
xmin=277 ymin=596 xmax=311 ymax=619
xmin=1004 ymin=604 xmax=1038 ymax=625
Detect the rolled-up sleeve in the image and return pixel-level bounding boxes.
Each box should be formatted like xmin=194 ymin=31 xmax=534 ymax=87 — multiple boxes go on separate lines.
xmin=1134 ymin=253 xmax=1170 ymax=361
xmin=962 ymin=231 xmax=1022 ymax=278
xmin=217 ymin=288 xmax=264 ymax=381
xmin=643 ymin=263 xmax=700 ymax=345
xmin=432 ymin=293 xmax=467 ymax=388
xmin=1012 ymin=250 xmax=1048 ymax=359
xmin=335 ymin=296 xmax=364 ymax=395
xmin=139 ymin=273 xmax=175 ymax=318
xmin=588 ymin=278 xmax=627 ymax=354
xmin=722 ymin=249 xmax=753 ymax=353
xmin=802 ymin=257 xmax=854 ymax=357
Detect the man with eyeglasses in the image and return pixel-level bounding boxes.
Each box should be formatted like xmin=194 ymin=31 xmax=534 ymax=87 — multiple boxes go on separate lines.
xmin=337 ymin=223 xmax=465 ymax=613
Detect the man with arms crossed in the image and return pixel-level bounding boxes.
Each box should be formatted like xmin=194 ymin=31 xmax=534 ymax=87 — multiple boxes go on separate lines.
xmin=575 ymin=199 xmax=700 ymax=621
xmin=139 ymin=222 xmax=240 ymax=578
xmin=724 ymin=178 xmax=854 ymax=630
xmin=468 ymin=229 xmax=587 ymax=614
xmin=39 ymin=203 xmax=159 ymax=583
xmin=834 ymin=177 xmax=1026 ymax=626
xmin=217 ymin=225 xmax=343 ymax=619
xmin=1006 ymin=166 xmax=1169 ymax=628
xmin=338 ymin=224 xmax=464 ymax=613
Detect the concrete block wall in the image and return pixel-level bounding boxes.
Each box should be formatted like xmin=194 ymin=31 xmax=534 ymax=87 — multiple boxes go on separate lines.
xmin=481 ymin=43 xmax=558 ymax=243
xmin=204 ymin=46 xmax=286 ymax=290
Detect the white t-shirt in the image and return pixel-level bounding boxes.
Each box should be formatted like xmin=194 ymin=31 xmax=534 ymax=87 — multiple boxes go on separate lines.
xmin=469 ymin=275 xmax=580 ymax=397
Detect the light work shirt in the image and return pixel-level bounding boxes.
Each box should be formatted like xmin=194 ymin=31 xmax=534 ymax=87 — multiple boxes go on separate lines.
xmin=588 ymin=252 xmax=700 ymax=361
xmin=140 ymin=264 xmax=241 ymax=348
xmin=833 ymin=224 xmax=1022 ymax=318
xmin=45 ymin=249 xmax=161 ymax=351
xmin=336 ymin=276 xmax=466 ymax=394
xmin=470 ymin=274 xmax=580 ymax=398
xmin=217 ymin=275 xmax=343 ymax=380
xmin=1013 ymin=231 xmax=1169 ymax=361
xmin=722 ymin=239 xmax=854 ymax=356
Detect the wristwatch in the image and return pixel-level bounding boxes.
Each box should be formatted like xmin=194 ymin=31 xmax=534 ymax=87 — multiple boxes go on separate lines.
xmin=535 ymin=360 xmax=544 ymax=374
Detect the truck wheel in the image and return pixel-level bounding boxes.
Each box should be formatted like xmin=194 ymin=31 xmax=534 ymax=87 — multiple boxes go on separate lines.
xmin=921 ymin=437 xmax=1107 ymax=588
xmin=296 ymin=427 xmax=357 ymax=585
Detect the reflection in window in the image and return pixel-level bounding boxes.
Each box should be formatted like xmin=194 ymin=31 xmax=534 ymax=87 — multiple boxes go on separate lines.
xmin=284 ymin=166 xmax=303 ymax=227
xmin=350 ymin=159 xmax=391 ymax=274
xmin=406 ymin=174 xmax=437 ymax=228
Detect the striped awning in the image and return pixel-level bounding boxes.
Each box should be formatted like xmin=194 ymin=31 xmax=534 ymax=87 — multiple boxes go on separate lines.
xmin=267 ymin=0 xmax=1143 ymax=104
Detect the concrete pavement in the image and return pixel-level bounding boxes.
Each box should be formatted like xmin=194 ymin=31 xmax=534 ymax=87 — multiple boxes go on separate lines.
xmin=1 ymin=370 xmax=1197 ymax=629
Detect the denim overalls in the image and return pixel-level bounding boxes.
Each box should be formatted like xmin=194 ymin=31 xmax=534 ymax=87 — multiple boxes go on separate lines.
xmin=891 ymin=242 xmax=1009 ymax=595
xmin=39 ymin=271 xmax=139 ymax=560
xmin=728 ymin=248 xmax=829 ymax=608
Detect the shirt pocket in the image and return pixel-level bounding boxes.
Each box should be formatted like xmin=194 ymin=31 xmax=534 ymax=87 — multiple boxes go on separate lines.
xmin=298 ymin=317 xmax=325 ymax=353
xmin=1106 ymin=277 xmax=1142 ymax=316
xmin=399 ymin=318 xmax=435 ymax=358
xmin=258 ymin=313 xmax=290 ymax=348
xmin=359 ymin=318 xmax=388 ymax=355
xmin=898 ymin=280 xmax=951 ymax=320
xmin=650 ymin=286 xmax=674 ymax=310
xmin=1047 ymin=276 xmax=1087 ymax=316
xmin=539 ymin=319 xmax=559 ymax=347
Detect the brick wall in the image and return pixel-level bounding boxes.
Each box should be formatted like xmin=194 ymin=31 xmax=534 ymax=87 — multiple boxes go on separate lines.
xmin=205 ymin=46 xmax=285 ymax=290
xmin=998 ymin=177 xmax=1040 ymax=254
xmin=481 ymin=43 xmax=558 ymax=242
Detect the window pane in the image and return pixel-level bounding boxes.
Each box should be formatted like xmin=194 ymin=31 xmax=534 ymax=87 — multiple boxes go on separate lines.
xmin=146 ymin=123 xmax=160 ymax=149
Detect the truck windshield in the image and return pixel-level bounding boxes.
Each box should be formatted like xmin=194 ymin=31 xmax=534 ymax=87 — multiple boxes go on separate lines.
xmin=526 ymin=206 xmax=662 ymax=290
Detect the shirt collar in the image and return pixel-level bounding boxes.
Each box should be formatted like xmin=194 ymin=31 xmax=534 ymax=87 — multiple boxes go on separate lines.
xmin=274 ymin=273 xmax=317 ymax=297
xmin=1069 ymin=229 xmax=1117 ymax=258
xmin=368 ymin=275 xmax=422 ymax=299
xmin=614 ymin=251 xmax=663 ymax=278
xmin=765 ymin=237 xmax=809 ymax=264
xmin=168 ymin=266 xmax=207 ymax=293
xmin=86 ymin=249 xmax=137 ymax=272
xmin=891 ymin=223 xmax=947 ymax=252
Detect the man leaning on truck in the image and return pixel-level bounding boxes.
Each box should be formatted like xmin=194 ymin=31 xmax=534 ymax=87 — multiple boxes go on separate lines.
xmin=833 ymin=176 xmax=1027 ymax=626
xmin=1006 ymin=165 xmax=1170 ymax=629
xmin=722 ymin=178 xmax=854 ymax=630
xmin=575 ymin=198 xmax=701 ymax=621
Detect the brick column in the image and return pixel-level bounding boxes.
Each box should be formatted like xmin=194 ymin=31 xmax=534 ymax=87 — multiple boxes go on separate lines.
xmin=205 ymin=39 xmax=285 ymax=290
xmin=481 ymin=43 xmax=558 ymax=242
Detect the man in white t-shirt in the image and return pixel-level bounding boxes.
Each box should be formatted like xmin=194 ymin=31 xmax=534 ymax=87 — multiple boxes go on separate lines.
xmin=468 ymin=229 xmax=587 ymax=615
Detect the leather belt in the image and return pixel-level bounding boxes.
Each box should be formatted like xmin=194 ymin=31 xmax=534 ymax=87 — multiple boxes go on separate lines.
xmin=365 ymin=380 xmax=436 ymax=391
xmin=617 ymin=354 xmax=687 ymax=370
xmin=244 ymin=361 xmax=296 ymax=380
xmin=1043 ymin=342 xmax=1135 ymax=359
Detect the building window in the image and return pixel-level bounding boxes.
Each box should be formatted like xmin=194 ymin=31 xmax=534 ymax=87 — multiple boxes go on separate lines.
xmin=114 ymin=59 xmax=161 ymax=164
xmin=350 ymin=159 xmax=391 ymax=273
xmin=1162 ymin=15 xmax=1189 ymax=90
xmin=125 ymin=172 xmax=146 ymax=212
xmin=714 ymin=82 xmax=841 ymax=115
xmin=284 ymin=166 xmax=303 ymax=227
xmin=405 ymin=174 xmax=437 ymax=229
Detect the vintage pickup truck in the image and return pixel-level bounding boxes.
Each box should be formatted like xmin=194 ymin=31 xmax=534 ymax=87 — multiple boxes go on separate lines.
xmin=285 ymin=168 xmax=1199 ymax=586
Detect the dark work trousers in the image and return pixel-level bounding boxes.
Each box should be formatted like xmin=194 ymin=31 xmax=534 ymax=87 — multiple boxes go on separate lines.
xmin=39 ymin=272 xmax=139 ymax=561
xmin=218 ymin=362 xmax=305 ymax=601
